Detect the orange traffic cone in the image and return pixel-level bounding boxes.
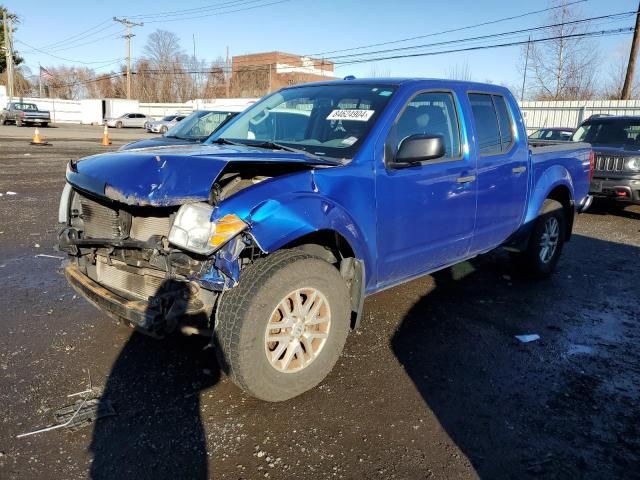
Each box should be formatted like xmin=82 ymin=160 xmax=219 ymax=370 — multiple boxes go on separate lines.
xmin=30 ymin=127 xmax=50 ymax=146
xmin=101 ymin=125 xmax=112 ymax=146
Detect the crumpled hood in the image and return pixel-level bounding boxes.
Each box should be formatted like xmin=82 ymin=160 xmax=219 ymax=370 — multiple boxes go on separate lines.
xmin=66 ymin=144 xmax=339 ymax=206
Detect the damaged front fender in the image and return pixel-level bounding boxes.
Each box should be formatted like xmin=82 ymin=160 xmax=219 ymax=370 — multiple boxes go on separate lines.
xmin=208 ymin=169 xmax=372 ymax=283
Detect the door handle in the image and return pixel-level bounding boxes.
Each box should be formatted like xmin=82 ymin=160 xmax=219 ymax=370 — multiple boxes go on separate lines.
xmin=512 ymin=166 xmax=527 ymax=174
xmin=456 ymin=175 xmax=476 ymax=184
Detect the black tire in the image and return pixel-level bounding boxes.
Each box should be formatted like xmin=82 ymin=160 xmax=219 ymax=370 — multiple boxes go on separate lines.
xmin=517 ymin=199 xmax=566 ymax=278
xmin=215 ymin=250 xmax=351 ymax=402
xmin=115 ymin=121 xmax=123 ymax=129
xmin=160 ymin=125 xmax=168 ymax=134
xmin=42 ymin=122 xmax=49 ymax=128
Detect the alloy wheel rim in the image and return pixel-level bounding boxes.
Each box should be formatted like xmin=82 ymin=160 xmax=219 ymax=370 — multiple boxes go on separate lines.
xmin=265 ymin=287 xmax=331 ymax=373
xmin=539 ymin=217 xmax=560 ymax=263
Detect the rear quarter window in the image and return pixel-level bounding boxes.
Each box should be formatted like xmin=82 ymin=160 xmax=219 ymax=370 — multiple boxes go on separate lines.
xmin=468 ymin=93 xmax=514 ymax=155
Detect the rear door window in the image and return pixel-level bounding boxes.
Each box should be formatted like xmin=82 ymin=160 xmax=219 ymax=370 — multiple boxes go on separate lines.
xmin=493 ymin=95 xmax=514 ymax=149
xmin=468 ymin=93 xmax=513 ymax=155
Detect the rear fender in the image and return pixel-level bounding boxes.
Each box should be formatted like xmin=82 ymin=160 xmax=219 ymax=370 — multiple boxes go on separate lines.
xmin=508 ymin=165 xmax=575 ymax=250
xmin=524 ymin=164 xmax=574 ymax=226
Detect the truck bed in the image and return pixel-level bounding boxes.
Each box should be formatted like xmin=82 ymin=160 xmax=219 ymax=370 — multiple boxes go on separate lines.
xmin=530 ymin=141 xmax=592 ymax=210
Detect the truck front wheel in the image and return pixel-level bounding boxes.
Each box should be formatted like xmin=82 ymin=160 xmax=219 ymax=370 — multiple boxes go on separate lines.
xmin=215 ymin=250 xmax=351 ymax=401
xmin=518 ymin=199 xmax=566 ymax=278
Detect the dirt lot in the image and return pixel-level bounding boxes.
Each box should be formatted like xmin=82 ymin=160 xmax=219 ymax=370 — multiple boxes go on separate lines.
xmin=0 ymin=123 xmax=639 ymax=479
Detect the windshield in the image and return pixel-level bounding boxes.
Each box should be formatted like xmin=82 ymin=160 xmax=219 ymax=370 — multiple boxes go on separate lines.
xmin=166 ymin=110 xmax=234 ymax=140
xmin=572 ymin=119 xmax=640 ymax=145
xmin=15 ymin=103 xmax=37 ymax=111
xmin=208 ymin=84 xmax=398 ymax=159
xmin=162 ymin=115 xmax=176 ymax=121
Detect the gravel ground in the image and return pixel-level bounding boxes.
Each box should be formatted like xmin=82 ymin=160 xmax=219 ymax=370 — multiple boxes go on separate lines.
xmin=0 ymin=124 xmax=638 ymax=479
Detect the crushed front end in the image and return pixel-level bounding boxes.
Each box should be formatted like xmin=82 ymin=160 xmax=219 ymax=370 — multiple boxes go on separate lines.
xmin=57 ymin=186 xmax=254 ymax=338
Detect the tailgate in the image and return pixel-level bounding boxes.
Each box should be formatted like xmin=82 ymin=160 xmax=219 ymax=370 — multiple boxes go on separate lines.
xmin=24 ymin=112 xmax=50 ymax=119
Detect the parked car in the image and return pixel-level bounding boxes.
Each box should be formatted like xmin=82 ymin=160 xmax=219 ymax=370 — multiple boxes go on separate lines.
xmin=0 ymin=102 xmax=51 ymax=127
xmin=145 ymin=114 xmax=187 ymax=134
xmin=572 ymin=115 xmax=640 ymax=206
xmin=104 ymin=113 xmax=150 ymax=128
xmin=119 ymin=110 xmax=241 ymax=150
xmin=57 ymin=78 xmax=592 ymax=401
xmin=529 ymin=127 xmax=574 ymax=142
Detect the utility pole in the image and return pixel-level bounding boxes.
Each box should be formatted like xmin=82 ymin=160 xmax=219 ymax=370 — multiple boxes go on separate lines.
xmin=38 ymin=63 xmax=43 ymax=98
xmin=521 ymin=36 xmax=531 ymax=102
xmin=192 ymin=34 xmax=199 ymax=98
xmin=113 ymin=17 xmax=143 ymax=99
xmin=225 ymin=46 xmax=230 ymax=98
xmin=622 ymin=1 xmax=640 ymax=100
xmin=3 ymin=11 xmax=14 ymax=102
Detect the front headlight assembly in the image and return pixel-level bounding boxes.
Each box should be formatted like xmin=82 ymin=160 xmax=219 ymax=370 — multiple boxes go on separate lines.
xmin=168 ymin=202 xmax=247 ymax=255
xmin=626 ymin=157 xmax=640 ymax=172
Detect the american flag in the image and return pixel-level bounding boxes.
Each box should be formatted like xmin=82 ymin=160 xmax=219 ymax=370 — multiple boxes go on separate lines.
xmin=40 ymin=66 xmax=54 ymax=82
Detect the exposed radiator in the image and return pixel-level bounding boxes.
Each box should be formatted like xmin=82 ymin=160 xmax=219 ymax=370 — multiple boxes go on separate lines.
xmin=130 ymin=215 xmax=172 ymax=241
xmin=79 ymin=196 xmax=128 ymax=239
xmin=77 ymin=192 xmax=172 ymax=241
xmin=96 ymin=258 xmax=165 ymax=300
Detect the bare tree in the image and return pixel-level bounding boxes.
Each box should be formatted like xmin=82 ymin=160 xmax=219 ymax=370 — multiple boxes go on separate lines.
xmin=522 ymin=0 xmax=599 ymax=100
xmin=204 ymin=57 xmax=227 ymax=98
xmin=368 ymin=64 xmax=391 ymax=77
xmin=141 ymin=29 xmax=188 ymax=102
xmin=445 ymin=63 xmax=472 ymax=81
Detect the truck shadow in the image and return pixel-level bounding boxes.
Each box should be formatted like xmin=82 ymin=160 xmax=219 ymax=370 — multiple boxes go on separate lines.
xmin=88 ymin=281 xmax=219 ymax=480
xmin=390 ymin=234 xmax=640 ymax=478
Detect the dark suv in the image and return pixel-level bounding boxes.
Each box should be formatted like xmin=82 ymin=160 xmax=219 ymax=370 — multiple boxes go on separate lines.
xmin=572 ymin=116 xmax=640 ymax=205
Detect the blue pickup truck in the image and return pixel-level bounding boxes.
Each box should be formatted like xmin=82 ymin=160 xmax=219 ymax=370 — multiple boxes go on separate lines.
xmin=57 ymin=78 xmax=593 ymax=401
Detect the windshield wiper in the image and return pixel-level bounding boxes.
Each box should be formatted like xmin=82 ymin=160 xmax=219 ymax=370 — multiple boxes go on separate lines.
xmin=248 ymin=141 xmax=332 ymax=162
xmin=210 ymin=137 xmax=243 ymax=146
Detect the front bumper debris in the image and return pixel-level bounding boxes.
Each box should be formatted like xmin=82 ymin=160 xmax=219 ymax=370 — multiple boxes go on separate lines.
xmin=64 ymin=263 xmax=212 ymax=338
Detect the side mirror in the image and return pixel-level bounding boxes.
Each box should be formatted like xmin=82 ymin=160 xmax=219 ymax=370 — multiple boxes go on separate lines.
xmin=394 ymin=134 xmax=446 ymax=167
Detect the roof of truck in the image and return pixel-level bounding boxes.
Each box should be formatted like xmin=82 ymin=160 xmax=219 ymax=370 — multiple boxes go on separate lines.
xmin=286 ymin=77 xmax=511 ymax=92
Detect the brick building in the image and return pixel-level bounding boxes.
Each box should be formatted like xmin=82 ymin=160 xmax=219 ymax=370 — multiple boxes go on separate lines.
xmin=230 ymin=51 xmax=335 ymax=97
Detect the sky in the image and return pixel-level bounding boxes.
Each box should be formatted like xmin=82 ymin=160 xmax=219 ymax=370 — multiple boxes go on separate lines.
xmin=4 ymin=0 xmax=640 ymax=92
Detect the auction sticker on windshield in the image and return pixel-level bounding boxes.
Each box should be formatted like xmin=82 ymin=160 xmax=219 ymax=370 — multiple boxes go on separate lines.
xmin=326 ymin=109 xmax=375 ymax=121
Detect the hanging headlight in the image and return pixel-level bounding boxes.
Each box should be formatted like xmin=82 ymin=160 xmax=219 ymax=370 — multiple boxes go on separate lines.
xmin=168 ymin=203 xmax=247 ymax=255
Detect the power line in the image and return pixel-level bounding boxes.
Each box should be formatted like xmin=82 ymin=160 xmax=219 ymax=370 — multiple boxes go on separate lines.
xmin=14 ymin=39 xmax=124 ymax=65
xmin=221 ymin=10 xmax=634 ymax=69
xmin=140 ymin=0 xmax=293 ymax=23
xmin=127 ymin=0 xmax=276 ymax=19
xmin=35 ymin=20 xmax=115 ymax=50
xmin=64 ymin=26 xmax=633 ymax=84
xmin=322 ymin=11 xmax=636 ymax=63
xmin=306 ymin=0 xmax=593 ymax=57
xmin=336 ymin=27 xmax=634 ymax=66
xmin=45 ymin=28 xmax=126 ymax=53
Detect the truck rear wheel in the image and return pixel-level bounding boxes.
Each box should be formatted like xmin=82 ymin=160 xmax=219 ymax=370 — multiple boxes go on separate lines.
xmin=518 ymin=199 xmax=566 ymax=278
xmin=215 ymin=250 xmax=351 ymax=401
